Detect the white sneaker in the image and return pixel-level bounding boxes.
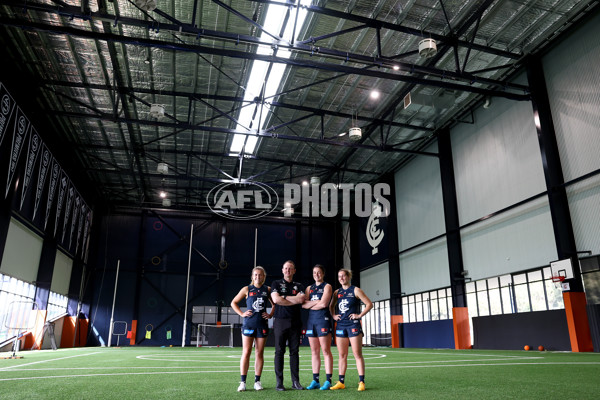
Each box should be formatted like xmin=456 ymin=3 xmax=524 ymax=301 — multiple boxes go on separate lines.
xmin=254 ymin=381 xmax=263 ymax=391
xmin=237 ymin=382 xmax=246 ymax=392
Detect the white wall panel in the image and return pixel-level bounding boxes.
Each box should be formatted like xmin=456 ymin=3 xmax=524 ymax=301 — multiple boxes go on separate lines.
xmin=399 ymin=237 xmax=449 ymax=294
xmin=51 ymin=251 xmax=73 ymax=296
xmin=361 ymin=261 xmax=390 ymax=302
xmin=544 ymin=11 xmax=600 ymax=181
xmin=0 ymin=218 xmax=43 ymax=283
xmin=461 ymin=197 xmax=557 ymax=280
xmin=394 ymin=142 xmax=445 ymax=251
xmin=566 ymin=175 xmax=600 ymax=255
xmin=451 ymin=90 xmax=546 ymax=224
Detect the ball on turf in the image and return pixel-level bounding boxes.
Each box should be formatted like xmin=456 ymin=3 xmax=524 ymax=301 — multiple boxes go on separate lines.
xmin=524 ymin=345 xmax=530 ymax=351
xmin=538 ymin=345 xmax=544 ymax=351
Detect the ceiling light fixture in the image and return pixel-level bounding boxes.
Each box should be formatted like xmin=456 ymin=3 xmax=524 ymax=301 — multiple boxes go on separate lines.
xmin=134 ymin=0 xmax=157 ymax=12
xmin=149 ymin=104 xmax=165 ymax=119
xmin=370 ymin=90 xmax=380 ymax=100
xmin=159 ymin=191 xmax=167 ymax=199
xmin=156 ymin=162 xmax=168 ymax=174
xmin=348 ymin=127 xmax=362 ymax=141
xmin=418 ymin=38 xmax=437 ymax=58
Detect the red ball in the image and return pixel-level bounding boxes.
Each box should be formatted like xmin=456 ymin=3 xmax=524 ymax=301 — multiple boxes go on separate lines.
xmin=524 ymin=345 xmax=530 ymax=351
xmin=538 ymin=345 xmax=544 ymax=351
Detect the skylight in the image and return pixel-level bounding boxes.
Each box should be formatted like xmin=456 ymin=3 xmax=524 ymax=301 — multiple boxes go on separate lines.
xmin=229 ymin=0 xmax=310 ymax=155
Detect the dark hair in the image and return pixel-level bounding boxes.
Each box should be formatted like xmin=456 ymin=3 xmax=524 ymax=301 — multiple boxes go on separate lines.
xmin=313 ymin=264 xmax=325 ymax=275
xmin=284 ymin=260 xmax=296 ymax=268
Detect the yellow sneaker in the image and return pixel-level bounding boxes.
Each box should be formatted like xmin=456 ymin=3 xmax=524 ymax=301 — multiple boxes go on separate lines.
xmin=330 ymin=381 xmax=346 ymax=390
xmin=358 ymin=382 xmax=366 ymax=391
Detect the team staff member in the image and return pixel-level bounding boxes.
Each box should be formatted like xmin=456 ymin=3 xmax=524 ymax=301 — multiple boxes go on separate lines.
xmin=270 ymin=260 xmax=305 ymax=391
xmin=302 ymin=264 xmax=334 ymax=390
xmin=329 ymin=268 xmax=373 ymax=392
xmin=231 ymin=266 xmax=274 ymax=392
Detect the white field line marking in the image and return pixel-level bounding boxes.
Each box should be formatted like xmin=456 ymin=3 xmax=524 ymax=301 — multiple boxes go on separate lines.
xmin=0 ymin=352 xmax=102 ymax=371
xmin=2 ymin=362 xmax=600 ymax=382
xmin=5 ymin=358 xmax=544 ymax=372
xmin=136 ymin=353 xmax=387 ymax=361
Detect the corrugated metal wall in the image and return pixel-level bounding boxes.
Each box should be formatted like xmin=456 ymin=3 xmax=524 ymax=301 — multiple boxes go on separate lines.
xmin=544 ymin=11 xmax=600 ymax=255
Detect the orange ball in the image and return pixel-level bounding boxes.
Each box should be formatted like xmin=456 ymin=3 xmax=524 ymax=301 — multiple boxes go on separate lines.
xmin=538 ymin=345 xmax=544 ymax=351
xmin=524 ymin=345 xmax=530 ymax=351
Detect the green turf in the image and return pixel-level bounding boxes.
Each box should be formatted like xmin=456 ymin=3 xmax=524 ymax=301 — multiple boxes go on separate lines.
xmin=1 ymin=346 xmax=599 ymax=399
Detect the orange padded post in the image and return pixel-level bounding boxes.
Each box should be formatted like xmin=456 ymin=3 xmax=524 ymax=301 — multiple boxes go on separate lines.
xmin=391 ymin=315 xmax=403 ymax=348
xmin=563 ymin=292 xmax=593 ymax=352
xmin=452 ymin=307 xmax=471 ymax=349
xmin=130 ymin=320 xmax=137 ymax=345
xmin=60 ymin=317 xmax=77 ymax=348
xmin=76 ymin=319 xmax=89 ymax=347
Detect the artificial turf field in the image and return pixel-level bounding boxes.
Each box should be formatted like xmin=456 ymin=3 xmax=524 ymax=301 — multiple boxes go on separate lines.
xmin=1 ymin=346 xmax=599 ymax=399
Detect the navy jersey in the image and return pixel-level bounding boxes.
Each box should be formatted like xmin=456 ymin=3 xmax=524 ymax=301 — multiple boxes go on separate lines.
xmin=335 ymin=285 xmax=361 ymax=326
xmin=242 ymin=284 xmax=270 ymax=328
xmin=271 ymin=279 xmax=304 ymax=320
xmin=306 ymin=282 xmax=332 ymax=323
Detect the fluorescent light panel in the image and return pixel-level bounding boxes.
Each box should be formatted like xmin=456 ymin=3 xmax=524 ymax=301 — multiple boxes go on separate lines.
xmin=230 ymin=1 xmax=310 ymax=155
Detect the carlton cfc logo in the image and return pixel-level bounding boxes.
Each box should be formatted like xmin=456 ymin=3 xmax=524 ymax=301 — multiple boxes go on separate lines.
xmin=1 ymin=95 xmax=10 ymax=115
xmin=338 ymin=299 xmax=349 ymax=313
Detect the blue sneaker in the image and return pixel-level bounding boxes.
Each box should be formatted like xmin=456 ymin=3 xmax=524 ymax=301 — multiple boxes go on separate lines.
xmin=320 ymin=381 xmax=332 ymax=390
xmin=306 ymin=380 xmax=320 ymax=390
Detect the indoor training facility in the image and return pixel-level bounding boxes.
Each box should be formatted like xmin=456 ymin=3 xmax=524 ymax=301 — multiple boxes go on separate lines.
xmin=1 ymin=0 xmax=600 ymax=398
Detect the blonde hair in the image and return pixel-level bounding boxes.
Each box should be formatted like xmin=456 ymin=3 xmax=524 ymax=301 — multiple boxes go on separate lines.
xmin=250 ymin=266 xmax=267 ymax=286
xmin=338 ymin=268 xmax=352 ymax=281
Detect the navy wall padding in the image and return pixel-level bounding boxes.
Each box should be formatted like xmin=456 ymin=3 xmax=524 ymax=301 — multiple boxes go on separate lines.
xmin=88 ymin=213 xmax=338 ymax=346
xmin=585 ymin=304 xmax=600 ymax=352
xmin=472 ymin=309 xmax=571 ymax=350
xmin=403 ymin=319 xmax=455 ymax=349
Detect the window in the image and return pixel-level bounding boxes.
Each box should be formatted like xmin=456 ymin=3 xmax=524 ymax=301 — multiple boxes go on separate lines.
xmin=403 ymin=267 xmax=564 ymax=325
xmin=362 ymin=299 xmax=391 ymax=346
xmin=403 ymin=288 xmax=453 ymax=323
xmin=0 ymin=274 xmax=37 ymax=343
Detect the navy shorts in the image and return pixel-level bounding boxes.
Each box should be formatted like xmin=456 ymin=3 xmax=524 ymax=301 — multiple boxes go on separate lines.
xmin=335 ymin=324 xmax=363 ymax=338
xmin=305 ymin=321 xmax=332 ymax=337
xmin=242 ymin=326 xmax=269 ymax=338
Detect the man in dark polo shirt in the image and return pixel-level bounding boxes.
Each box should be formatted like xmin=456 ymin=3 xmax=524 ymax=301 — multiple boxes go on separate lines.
xmin=270 ymin=260 xmax=305 ymax=391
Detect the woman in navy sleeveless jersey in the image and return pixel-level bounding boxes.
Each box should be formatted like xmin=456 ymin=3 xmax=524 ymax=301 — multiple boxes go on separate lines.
xmin=329 ymin=268 xmax=373 ymax=392
xmin=302 ymin=264 xmax=333 ymax=390
xmin=231 ymin=266 xmax=274 ymax=392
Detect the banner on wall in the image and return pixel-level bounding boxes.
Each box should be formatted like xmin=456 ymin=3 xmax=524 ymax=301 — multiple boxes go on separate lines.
xmin=5 ymin=107 xmax=30 ymax=198
xmin=62 ymin=185 xmax=74 ymax=242
xmin=69 ymin=195 xmax=80 ymax=250
xmin=33 ymin=144 xmax=51 ymax=219
xmin=20 ymin=128 xmax=41 ymax=210
xmin=359 ymin=200 xmax=389 ymax=268
xmin=0 ymin=82 xmax=17 ymax=149
xmin=75 ymin=203 xmax=86 ymax=255
xmin=81 ymin=209 xmax=91 ymax=260
xmin=45 ymin=160 xmax=60 ymax=230
xmin=54 ymin=173 xmax=67 ymax=236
